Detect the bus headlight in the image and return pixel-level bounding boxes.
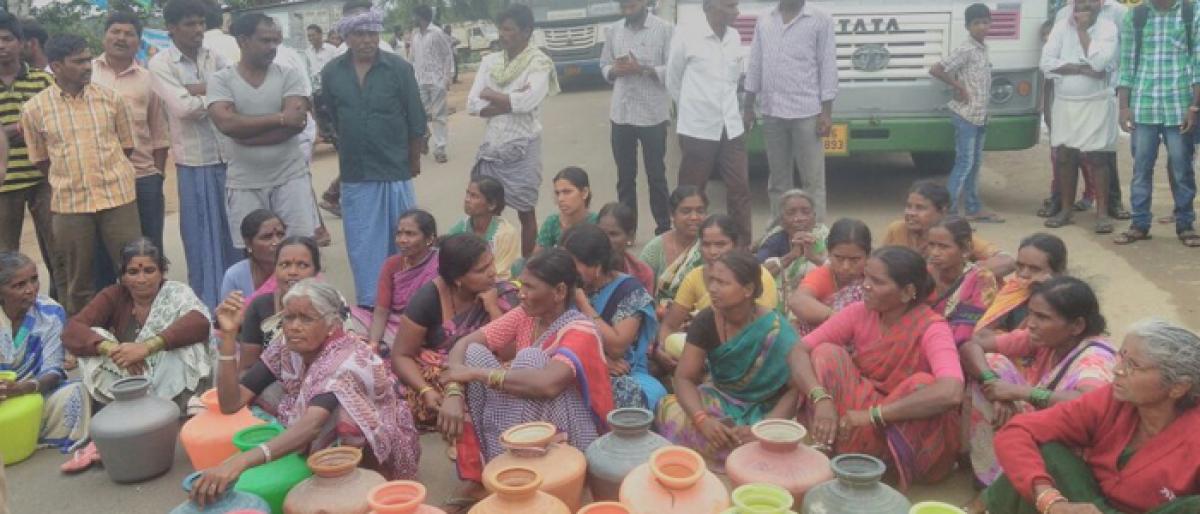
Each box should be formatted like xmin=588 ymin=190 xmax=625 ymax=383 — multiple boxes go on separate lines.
xmin=990 ymin=78 xmax=1014 ymax=104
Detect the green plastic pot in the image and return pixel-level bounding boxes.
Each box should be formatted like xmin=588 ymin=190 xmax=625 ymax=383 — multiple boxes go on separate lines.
xmin=231 ymin=424 xmax=311 ymax=514
xmin=723 ymin=483 xmax=797 ymax=514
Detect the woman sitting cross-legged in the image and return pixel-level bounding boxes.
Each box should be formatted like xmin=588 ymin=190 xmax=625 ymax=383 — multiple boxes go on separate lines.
xmin=975 ymin=233 xmax=1068 ymax=335
xmin=755 ymin=189 xmax=829 ymax=311
xmin=789 ymin=246 xmax=964 ymax=489
xmin=961 ymin=276 xmax=1116 ymax=488
xmin=640 ymin=185 xmax=708 ymax=309
xmin=436 ymin=248 xmax=613 ymax=507
xmin=978 ymin=319 xmax=1200 ymax=514
xmin=926 ymin=217 xmax=998 ymax=345
xmin=233 ymin=236 xmax=325 ymax=371
xmin=190 ymin=279 xmax=420 ymax=509
xmin=352 ymin=209 xmax=440 ymax=354
xmin=883 ymin=180 xmax=1014 ymax=278
xmin=445 ymin=176 xmax=520 ymax=280
xmin=533 ymin=167 xmax=598 ymax=254
xmin=60 ymin=239 xmax=213 ymax=472
xmin=596 ymin=202 xmax=656 ymax=295
xmin=0 ymin=252 xmax=90 ymax=455
xmin=220 ymin=209 xmax=286 ymax=303
xmin=655 ymin=215 xmax=779 ymax=374
xmin=391 ymin=233 xmax=518 ymax=431
xmin=562 ymin=223 xmax=666 ymax=411
xmin=787 ymin=218 xmax=871 ymax=335
xmin=655 ymin=250 xmax=799 ymax=463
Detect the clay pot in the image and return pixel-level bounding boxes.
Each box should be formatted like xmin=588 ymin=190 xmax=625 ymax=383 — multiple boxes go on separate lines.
xmin=170 ymin=471 xmax=272 ymax=514
xmin=470 ymin=466 xmax=570 ymax=514
xmin=231 ymin=424 xmax=312 ymax=514
xmin=367 ymin=481 xmax=446 ymax=514
xmin=800 ymin=454 xmax=910 ymax=514
xmin=89 ymin=376 xmax=180 ymax=483
xmin=909 ymin=502 xmax=966 ymax=514
xmin=726 ymin=420 xmax=833 ymax=505
xmin=585 ymin=408 xmax=670 ymax=501
xmin=618 ymin=446 xmax=730 ymax=514
xmin=483 ymin=422 xmax=586 ymax=511
xmin=577 ymin=502 xmax=632 ymax=514
xmin=181 ymin=389 xmax=264 ymax=471
xmin=722 ymin=484 xmax=797 ymax=514
xmin=0 ymin=371 xmax=43 ymax=465
xmin=283 ymin=446 xmax=386 ymax=514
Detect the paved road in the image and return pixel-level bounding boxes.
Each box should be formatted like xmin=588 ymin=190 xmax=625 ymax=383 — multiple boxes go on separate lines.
xmin=7 ymin=79 xmax=1198 ymax=513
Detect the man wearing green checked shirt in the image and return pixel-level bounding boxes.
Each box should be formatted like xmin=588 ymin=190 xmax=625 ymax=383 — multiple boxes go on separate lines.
xmin=1115 ymin=0 xmax=1200 ymax=247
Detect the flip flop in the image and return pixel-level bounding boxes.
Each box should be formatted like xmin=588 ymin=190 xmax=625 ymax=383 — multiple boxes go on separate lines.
xmin=1113 ymin=228 xmax=1152 ymax=245
xmin=1179 ymin=230 xmax=1200 ymax=248
xmin=60 ymin=442 xmax=101 ymax=474
xmin=1109 ymin=207 xmax=1132 ymax=220
xmin=1044 ymin=213 xmax=1072 ymax=228
xmin=1095 ymin=217 xmax=1115 ymax=234
xmin=318 ymin=199 xmax=342 ymax=218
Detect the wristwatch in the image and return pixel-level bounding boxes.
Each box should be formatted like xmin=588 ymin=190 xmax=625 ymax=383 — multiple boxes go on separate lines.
xmin=1189 ymin=105 xmax=1199 ymax=113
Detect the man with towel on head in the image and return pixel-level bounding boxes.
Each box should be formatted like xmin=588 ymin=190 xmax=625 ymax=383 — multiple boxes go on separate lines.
xmin=319 ymin=5 xmax=427 ymax=310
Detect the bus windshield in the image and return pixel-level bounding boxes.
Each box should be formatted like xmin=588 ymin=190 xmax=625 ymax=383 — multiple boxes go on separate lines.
xmin=528 ymin=0 xmax=620 ymax=22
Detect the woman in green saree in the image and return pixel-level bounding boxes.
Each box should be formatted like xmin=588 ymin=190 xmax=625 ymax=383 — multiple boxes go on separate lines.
xmin=639 ymin=186 xmax=708 ymax=309
xmin=654 ymin=250 xmax=799 ymax=462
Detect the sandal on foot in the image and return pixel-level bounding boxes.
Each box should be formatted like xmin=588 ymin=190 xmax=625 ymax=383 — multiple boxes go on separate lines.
xmin=1044 ymin=213 xmax=1072 ymax=228
xmin=1094 ymin=217 xmax=1115 ymax=234
xmin=1113 ymin=228 xmax=1151 ymax=245
xmin=1179 ymin=230 xmax=1200 ymax=248
xmin=1036 ymin=198 xmax=1057 ymax=218
xmin=1109 ymin=207 xmax=1131 ymax=220
xmin=61 ymin=442 xmax=101 ymax=474
xmin=1073 ymin=199 xmax=1093 ymax=212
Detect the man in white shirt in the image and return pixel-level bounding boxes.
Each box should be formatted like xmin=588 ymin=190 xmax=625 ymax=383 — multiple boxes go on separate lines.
xmin=1041 ymin=0 xmax=1119 ymax=232
xmin=1043 ymin=0 xmax=1129 ymax=221
xmin=304 ymin=24 xmax=337 ymax=89
xmin=666 ymin=0 xmax=751 ymax=239
xmin=410 ymin=5 xmax=454 ymax=163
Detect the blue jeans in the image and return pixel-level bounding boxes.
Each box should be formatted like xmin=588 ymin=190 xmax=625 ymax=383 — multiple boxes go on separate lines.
xmin=1130 ymin=123 xmax=1197 ymax=233
xmin=948 ymin=113 xmax=988 ymax=215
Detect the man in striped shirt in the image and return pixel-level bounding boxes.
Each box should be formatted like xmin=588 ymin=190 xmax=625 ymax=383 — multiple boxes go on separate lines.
xmin=743 ymin=0 xmax=837 ymax=220
xmin=0 ymin=12 xmax=62 ymax=300
xmin=21 ymin=34 xmax=142 ymax=313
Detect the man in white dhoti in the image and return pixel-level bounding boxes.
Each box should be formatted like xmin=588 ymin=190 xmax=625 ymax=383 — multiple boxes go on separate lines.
xmin=1040 ymin=0 xmax=1119 ymax=233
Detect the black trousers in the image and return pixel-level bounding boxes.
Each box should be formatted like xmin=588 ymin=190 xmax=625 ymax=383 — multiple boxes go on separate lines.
xmin=612 ymin=121 xmax=671 ymax=234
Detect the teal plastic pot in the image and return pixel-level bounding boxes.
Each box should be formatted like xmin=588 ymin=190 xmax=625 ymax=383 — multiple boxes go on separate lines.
xmin=231 ymin=424 xmax=311 ymax=514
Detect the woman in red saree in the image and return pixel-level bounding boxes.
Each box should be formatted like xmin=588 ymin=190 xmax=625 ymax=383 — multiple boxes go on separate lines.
xmin=789 ymin=246 xmax=964 ymax=489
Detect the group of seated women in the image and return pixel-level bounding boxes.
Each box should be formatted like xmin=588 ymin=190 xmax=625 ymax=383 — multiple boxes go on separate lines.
xmin=2 ymin=167 xmax=1199 ymax=514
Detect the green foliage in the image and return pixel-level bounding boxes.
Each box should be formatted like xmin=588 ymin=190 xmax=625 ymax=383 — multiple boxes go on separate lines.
xmin=29 ymin=0 xmax=164 ymax=53
xmin=384 ymin=0 xmax=510 ymax=32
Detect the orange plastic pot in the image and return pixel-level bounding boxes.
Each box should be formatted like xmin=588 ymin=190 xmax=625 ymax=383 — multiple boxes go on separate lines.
xmin=367 ymin=481 xmax=446 ymax=514
xmin=283 ymin=447 xmax=386 ymax=514
xmin=618 ymin=446 xmax=729 ymax=514
xmin=180 ymin=389 xmax=264 ymax=471
xmin=470 ymin=466 xmax=570 ymax=514
xmin=726 ymin=419 xmax=832 ymax=506
xmin=482 ymin=422 xmax=586 ymax=511
xmin=577 ymin=502 xmax=632 ymax=514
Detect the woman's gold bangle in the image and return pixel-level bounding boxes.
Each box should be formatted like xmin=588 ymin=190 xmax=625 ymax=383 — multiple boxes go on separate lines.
xmin=417 ymin=385 xmax=434 ymax=396
xmin=98 ymin=341 xmax=119 ymax=356
xmin=143 ymin=336 xmax=166 ymax=354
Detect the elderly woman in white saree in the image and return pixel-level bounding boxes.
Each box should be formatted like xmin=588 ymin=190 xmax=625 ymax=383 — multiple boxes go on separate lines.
xmin=61 ymin=239 xmax=213 ymax=472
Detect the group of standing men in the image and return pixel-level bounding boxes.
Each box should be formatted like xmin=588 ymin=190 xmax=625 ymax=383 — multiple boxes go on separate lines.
xmin=600 ymin=0 xmax=837 ymax=241
xmin=1040 ymin=0 xmax=1198 ymax=247
xmin=0 ymin=0 xmax=466 ymax=319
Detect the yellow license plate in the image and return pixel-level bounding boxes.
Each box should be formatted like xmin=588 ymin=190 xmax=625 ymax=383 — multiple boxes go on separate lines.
xmin=823 ymin=124 xmax=849 ymax=156
xmin=564 ymin=65 xmax=582 ymax=77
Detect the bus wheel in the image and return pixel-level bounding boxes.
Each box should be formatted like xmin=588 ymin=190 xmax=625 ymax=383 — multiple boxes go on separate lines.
xmin=911 ymin=152 xmax=955 ymax=175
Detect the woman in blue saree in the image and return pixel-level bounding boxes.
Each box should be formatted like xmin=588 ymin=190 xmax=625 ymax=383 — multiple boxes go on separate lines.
xmin=563 ymin=224 xmax=666 ymax=411
xmin=0 ymin=252 xmax=90 ymax=454
xmin=654 ymin=250 xmax=799 ymax=462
